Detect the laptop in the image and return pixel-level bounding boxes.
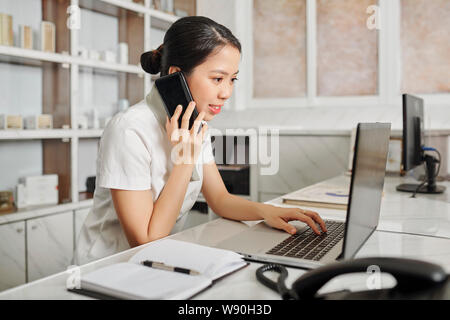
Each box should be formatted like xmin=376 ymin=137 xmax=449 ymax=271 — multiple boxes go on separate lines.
xmin=215 ymin=123 xmax=391 ymax=269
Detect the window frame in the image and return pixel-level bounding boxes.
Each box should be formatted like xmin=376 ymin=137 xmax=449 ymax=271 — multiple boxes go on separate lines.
xmin=234 ymin=0 xmax=449 ymax=110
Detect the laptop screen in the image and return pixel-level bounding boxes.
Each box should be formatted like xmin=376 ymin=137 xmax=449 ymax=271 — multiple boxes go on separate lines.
xmin=341 ymin=123 xmax=391 ymax=259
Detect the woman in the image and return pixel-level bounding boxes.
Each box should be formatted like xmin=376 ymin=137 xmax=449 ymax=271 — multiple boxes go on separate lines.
xmin=74 ymin=16 xmax=327 ymax=265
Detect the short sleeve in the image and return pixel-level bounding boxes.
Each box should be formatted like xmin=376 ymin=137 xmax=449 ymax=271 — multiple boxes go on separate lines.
xmin=97 ymin=125 xmax=152 ymax=190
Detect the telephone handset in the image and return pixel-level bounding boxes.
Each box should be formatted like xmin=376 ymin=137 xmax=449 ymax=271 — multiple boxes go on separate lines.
xmin=256 ymin=257 xmax=448 ymax=300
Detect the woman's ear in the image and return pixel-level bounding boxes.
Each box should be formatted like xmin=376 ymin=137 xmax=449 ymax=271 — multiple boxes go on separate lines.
xmin=168 ymin=66 xmax=181 ymax=74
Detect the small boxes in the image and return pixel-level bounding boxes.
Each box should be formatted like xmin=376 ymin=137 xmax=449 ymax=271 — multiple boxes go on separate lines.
xmin=19 ymin=25 xmax=33 ymax=49
xmin=16 ymin=184 xmax=27 ymax=209
xmin=101 ymin=50 xmax=117 ymax=63
xmin=24 ymin=114 xmax=53 ymax=129
xmin=0 ymin=114 xmax=23 ymax=130
xmin=77 ymin=115 xmax=88 ymax=129
xmin=88 ymin=49 xmax=100 ymax=61
xmin=78 ymin=46 xmax=88 ymax=59
xmin=18 ymin=174 xmax=59 ymax=207
xmin=41 ymin=21 xmax=55 ymax=53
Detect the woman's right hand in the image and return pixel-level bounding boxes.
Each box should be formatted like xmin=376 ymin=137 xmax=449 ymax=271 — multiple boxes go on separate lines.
xmin=165 ymin=101 xmax=208 ymax=165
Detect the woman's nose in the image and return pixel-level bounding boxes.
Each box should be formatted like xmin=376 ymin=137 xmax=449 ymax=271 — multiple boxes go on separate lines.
xmin=219 ymin=85 xmax=232 ymax=100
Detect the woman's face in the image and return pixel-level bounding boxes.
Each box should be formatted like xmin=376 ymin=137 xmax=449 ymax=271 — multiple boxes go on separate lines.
xmin=174 ymin=45 xmax=241 ymax=122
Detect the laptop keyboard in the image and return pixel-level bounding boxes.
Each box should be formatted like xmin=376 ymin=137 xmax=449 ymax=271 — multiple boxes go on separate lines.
xmin=266 ymin=220 xmax=345 ymax=261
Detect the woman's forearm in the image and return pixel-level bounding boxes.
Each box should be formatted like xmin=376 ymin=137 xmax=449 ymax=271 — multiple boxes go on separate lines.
xmin=147 ymin=163 xmax=195 ymax=240
xmin=213 ymin=192 xmax=271 ymax=221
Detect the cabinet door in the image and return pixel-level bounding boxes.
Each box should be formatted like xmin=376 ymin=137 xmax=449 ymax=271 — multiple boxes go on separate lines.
xmin=0 ymin=221 xmax=26 ymax=291
xmin=74 ymin=208 xmax=90 ymax=246
xmin=27 ymin=211 xmax=74 ymax=282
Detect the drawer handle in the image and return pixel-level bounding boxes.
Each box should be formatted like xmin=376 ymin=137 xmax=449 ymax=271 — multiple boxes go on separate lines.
xmin=16 ymin=228 xmax=23 ymax=233
xmin=31 ymin=225 xmax=37 ymax=230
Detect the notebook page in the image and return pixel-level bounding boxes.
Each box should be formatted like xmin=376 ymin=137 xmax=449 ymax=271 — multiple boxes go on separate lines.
xmin=128 ymin=239 xmax=244 ymax=278
xmin=81 ymin=262 xmax=211 ymax=300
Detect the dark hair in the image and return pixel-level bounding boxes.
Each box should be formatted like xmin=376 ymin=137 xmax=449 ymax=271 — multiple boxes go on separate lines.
xmin=140 ymin=16 xmax=241 ymax=76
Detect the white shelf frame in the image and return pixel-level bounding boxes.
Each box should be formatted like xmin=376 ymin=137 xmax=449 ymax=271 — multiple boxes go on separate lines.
xmin=0 ymin=45 xmax=144 ymax=75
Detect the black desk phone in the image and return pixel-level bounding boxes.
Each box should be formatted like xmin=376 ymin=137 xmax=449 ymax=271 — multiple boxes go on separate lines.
xmin=256 ymin=257 xmax=449 ymax=300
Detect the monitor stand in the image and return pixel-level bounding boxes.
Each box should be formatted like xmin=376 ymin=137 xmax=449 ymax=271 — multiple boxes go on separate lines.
xmin=396 ymin=154 xmax=446 ymax=194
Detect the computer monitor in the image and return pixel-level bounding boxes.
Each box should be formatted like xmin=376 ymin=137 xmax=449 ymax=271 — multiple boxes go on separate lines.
xmin=396 ymin=94 xmax=445 ymax=194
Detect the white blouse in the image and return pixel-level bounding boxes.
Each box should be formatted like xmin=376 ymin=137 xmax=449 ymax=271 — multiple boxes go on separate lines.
xmin=74 ymin=85 xmax=215 ymax=265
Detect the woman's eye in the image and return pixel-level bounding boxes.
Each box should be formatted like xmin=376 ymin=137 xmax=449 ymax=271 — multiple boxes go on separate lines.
xmin=213 ymin=78 xmax=222 ymax=82
xmin=232 ymin=78 xmax=238 ymax=82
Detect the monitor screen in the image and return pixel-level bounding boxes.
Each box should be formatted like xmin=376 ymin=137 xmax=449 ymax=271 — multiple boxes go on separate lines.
xmin=342 ymin=123 xmax=391 ymax=259
xmin=402 ymin=94 xmax=424 ymax=171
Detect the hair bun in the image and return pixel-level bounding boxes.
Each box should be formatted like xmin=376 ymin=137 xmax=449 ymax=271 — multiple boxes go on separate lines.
xmin=140 ymin=44 xmax=163 ymax=74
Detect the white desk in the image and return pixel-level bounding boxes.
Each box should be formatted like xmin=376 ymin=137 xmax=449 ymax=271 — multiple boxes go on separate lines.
xmin=267 ymin=175 xmax=450 ymax=239
xmin=0 ymin=175 xmax=449 ymax=300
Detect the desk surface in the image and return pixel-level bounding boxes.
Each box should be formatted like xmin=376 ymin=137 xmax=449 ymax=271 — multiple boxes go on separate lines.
xmin=1 ymin=175 xmax=449 ymax=300
xmin=267 ymin=175 xmax=450 ymax=239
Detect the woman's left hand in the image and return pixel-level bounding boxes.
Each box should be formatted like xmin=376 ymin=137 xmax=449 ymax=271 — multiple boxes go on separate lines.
xmin=259 ymin=205 xmax=328 ymax=235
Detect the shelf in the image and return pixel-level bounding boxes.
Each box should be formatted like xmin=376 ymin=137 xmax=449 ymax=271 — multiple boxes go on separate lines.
xmin=97 ymin=0 xmax=179 ymax=23
xmin=0 ymin=45 xmax=146 ymax=75
xmin=76 ymin=129 xmax=104 ymax=139
xmin=0 ymin=129 xmax=106 ymax=141
xmin=149 ymin=8 xmax=179 ymax=23
xmin=0 ymin=129 xmax=73 ymax=140
xmin=0 ymin=199 xmax=93 ymax=226
xmin=74 ymin=57 xmax=145 ymax=75
xmin=98 ymin=0 xmax=149 ymax=14
xmin=0 ymin=45 xmax=71 ymax=66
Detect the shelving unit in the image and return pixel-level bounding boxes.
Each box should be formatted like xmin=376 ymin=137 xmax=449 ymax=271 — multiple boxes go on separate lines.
xmin=0 ymin=0 xmax=192 ymax=218
xmin=1 ymin=0 xmax=258 ymax=222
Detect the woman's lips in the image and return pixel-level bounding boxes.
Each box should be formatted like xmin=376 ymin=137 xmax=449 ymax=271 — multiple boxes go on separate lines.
xmin=208 ymin=104 xmax=222 ymax=115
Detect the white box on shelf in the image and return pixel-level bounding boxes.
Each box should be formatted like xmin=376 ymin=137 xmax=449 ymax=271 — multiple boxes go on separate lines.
xmin=118 ymin=42 xmax=128 ymax=65
xmin=0 ymin=114 xmax=23 ymax=130
xmin=91 ymin=109 xmax=99 ymax=129
xmin=19 ymin=174 xmax=58 ymax=207
xmin=78 ymin=46 xmax=88 ymax=59
xmin=24 ymin=114 xmax=53 ymax=129
xmin=88 ymin=49 xmax=100 ymax=61
xmin=101 ymin=50 xmax=116 ymax=63
xmin=77 ymin=115 xmax=88 ymax=129
xmin=40 ymin=21 xmax=55 ymax=53
xmin=16 ymin=184 xmax=27 ymax=209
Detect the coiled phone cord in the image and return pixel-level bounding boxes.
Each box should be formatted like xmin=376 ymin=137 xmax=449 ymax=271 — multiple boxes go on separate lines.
xmin=256 ymin=264 xmax=292 ymax=300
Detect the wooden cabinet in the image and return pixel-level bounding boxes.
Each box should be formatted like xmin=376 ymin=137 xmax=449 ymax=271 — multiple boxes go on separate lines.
xmin=26 ymin=211 xmax=74 ymax=282
xmin=0 ymin=221 xmax=26 ymax=291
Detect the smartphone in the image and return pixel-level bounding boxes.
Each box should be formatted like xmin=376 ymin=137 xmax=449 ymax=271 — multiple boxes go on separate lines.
xmin=155 ymin=72 xmax=198 ymax=130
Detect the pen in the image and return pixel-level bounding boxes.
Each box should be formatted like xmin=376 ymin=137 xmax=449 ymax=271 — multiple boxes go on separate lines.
xmin=141 ymin=260 xmax=201 ymax=276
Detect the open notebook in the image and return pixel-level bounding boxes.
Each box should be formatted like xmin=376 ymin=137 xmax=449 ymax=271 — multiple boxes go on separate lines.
xmin=73 ymin=239 xmax=247 ymax=300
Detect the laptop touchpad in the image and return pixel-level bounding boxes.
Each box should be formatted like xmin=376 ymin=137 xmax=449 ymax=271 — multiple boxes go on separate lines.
xmin=215 ymin=222 xmax=304 ymax=254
